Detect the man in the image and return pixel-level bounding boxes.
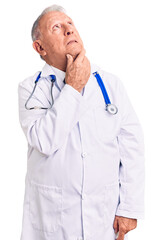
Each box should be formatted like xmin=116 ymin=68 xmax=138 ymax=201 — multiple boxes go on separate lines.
xmin=18 ymin=4 xmax=145 ymax=240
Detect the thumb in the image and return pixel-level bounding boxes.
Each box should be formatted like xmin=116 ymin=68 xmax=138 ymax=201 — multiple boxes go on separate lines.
xmin=113 ymin=216 xmax=119 ymax=234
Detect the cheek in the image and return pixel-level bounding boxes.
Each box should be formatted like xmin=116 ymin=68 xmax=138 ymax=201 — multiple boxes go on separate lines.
xmin=46 ymin=38 xmax=64 ymax=53
xmin=76 ymin=33 xmax=83 ymax=45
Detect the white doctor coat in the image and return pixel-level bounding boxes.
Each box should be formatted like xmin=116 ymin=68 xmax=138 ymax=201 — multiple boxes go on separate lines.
xmin=18 ymin=62 xmax=145 ymax=240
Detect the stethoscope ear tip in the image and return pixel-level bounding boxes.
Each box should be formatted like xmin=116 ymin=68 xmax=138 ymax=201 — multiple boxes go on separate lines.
xmin=49 ymin=75 xmax=56 ymax=82
xmin=34 ymin=72 xmax=42 ymax=84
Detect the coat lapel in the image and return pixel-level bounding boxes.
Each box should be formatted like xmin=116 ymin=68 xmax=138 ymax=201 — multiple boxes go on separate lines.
xmin=40 ymin=62 xmax=103 ymax=109
xmin=83 ymin=63 xmax=103 ymax=109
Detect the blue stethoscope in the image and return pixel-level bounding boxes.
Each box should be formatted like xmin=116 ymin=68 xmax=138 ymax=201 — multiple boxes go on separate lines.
xmin=25 ymin=71 xmax=118 ymax=115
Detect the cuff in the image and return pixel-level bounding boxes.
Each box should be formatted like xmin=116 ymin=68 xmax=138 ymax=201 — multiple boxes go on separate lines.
xmin=116 ymin=208 xmax=145 ymax=219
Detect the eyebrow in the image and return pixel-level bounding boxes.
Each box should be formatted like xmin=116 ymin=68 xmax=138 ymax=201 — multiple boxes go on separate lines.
xmin=48 ymin=17 xmax=73 ymax=27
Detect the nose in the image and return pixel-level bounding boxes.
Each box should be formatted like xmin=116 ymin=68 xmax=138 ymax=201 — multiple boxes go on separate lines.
xmin=65 ymin=26 xmax=74 ymax=36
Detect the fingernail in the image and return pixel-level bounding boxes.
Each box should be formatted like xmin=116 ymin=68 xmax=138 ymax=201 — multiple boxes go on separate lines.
xmin=66 ymin=54 xmax=70 ymax=58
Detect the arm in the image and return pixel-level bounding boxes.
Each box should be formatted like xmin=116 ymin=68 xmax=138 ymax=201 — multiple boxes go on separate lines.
xmin=18 ymin=82 xmax=89 ymax=156
xmin=114 ymin=80 xmax=145 ymax=238
xmin=18 ymin=49 xmax=91 ymax=156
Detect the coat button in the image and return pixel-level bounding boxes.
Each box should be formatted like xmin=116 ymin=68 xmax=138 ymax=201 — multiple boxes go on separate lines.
xmin=81 ymin=152 xmax=87 ymax=158
xmin=82 ymin=193 xmax=86 ymax=200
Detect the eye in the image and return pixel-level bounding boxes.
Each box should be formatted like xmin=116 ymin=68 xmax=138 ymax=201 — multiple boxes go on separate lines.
xmin=68 ymin=22 xmax=73 ymax=25
xmin=53 ymin=23 xmax=61 ymax=30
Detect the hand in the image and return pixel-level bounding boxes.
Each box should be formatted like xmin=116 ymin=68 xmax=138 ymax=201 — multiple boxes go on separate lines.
xmin=113 ymin=216 xmax=137 ymax=240
xmin=65 ymin=48 xmax=91 ymax=92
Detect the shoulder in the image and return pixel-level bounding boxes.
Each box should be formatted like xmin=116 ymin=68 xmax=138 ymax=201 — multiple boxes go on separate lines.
xmin=18 ymin=71 xmax=41 ymax=91
xmin=90 ymin=62 xmax=123 ymax=91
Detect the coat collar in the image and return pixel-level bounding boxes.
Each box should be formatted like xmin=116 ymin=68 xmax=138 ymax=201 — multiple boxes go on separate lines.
xmin=41 ymin=63 xmax=66 ymax=91
xmin=40 ymin=62 xmax=101 ymax=98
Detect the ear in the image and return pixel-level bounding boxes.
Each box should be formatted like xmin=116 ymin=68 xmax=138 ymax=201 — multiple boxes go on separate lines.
xmin=32 ymin=40 xmax=47 ymax=57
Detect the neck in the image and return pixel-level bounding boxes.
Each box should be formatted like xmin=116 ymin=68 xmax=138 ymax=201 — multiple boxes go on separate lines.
xmin=44 ymin=53 xmax=78 ymax=72
xmin=46 ymin=61 xmax=67 ymax=72
xmin=45 ymin=58 xmax=67 ymax=72
xmin=51 ymin=62 xmax=67 ymax=72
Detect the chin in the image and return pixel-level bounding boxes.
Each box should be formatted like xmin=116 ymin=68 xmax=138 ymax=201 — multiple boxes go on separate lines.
xmin=68 ymin=44 xmax=83 ymax=58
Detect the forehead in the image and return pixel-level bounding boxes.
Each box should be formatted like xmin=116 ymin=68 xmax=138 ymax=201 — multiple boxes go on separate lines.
xmin=39 ymin=11 xmax=73 ymax=28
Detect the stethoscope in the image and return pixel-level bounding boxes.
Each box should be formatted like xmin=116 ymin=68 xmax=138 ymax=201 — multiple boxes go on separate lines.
xmin=25 ymin=71 xmax=118 ymax=115
xmin=25 ymin=72 xmax=56 ymax=110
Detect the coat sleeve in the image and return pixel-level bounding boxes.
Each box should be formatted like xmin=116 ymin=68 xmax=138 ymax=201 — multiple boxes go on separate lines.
xmin=18 ymin=78 xmax=89 ymax=156
xmin=116 ymin=80 xmax=145 ymax=219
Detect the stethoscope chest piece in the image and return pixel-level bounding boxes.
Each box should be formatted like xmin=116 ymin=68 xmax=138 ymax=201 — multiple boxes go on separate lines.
xmin=106 ymin=104 xmax=118 ymax=115
xmin=25 ymin=70 xmax=118 ymax=114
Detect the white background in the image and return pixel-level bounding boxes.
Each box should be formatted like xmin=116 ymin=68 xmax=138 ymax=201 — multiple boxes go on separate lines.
xmin=0 ymin=0 xmax=163 ymax=239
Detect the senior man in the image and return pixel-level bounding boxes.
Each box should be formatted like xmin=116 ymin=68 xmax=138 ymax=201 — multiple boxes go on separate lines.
xmin=18 ymin=4 xmax=145 ymax=240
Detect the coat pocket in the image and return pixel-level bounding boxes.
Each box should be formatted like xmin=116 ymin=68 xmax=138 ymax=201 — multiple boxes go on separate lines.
xmin=93 ymin=106 xmax=120 ymax=144
xmin=29 ymin=180 xmax=62 ymax=233
xmin=103 ymin=181 xmax=120 ymax=228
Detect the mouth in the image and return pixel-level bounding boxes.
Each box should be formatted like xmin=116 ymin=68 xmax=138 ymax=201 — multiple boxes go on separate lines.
xmin=67 ymin=40 xmax=78 ymax=45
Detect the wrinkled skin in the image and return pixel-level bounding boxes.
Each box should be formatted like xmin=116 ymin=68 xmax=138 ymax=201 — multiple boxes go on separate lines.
xmin=33 ymin=12 xmax=138 ymax=236
xmin=33 ymin=11 xmax=91 ymax=92
xmin=113 ymin=216 xmax=137 ymax=240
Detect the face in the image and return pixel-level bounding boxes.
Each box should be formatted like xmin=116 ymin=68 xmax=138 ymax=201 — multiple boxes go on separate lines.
xmin=33 ymin=11 xmax=84 ymax=68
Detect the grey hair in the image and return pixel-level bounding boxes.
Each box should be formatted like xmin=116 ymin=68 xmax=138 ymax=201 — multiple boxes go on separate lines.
xmin=31 ymin=4 xmax=66 ymax=42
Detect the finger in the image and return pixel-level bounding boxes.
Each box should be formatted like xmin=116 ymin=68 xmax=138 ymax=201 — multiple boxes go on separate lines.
xmin=66 ymin=54 xmax=73 ymax=66
xmin=113 ymin=217 xmax=119 ymax=234
xmin=117 ymin=230 xmax=125 ymax=240
xmin=74 ymin=48 xmax=86 ymax=63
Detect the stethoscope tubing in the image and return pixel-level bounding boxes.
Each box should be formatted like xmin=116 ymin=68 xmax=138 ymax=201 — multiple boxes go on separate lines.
xmin=93 ymin=71 xmax=118 ymax=115
xmin=25 ymin=73 xmax=56 ymax=110
xmin=25 ymin=71 xmax=118 ymax=114
xmin=93 ymin=72 xmax=111 ymax=105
